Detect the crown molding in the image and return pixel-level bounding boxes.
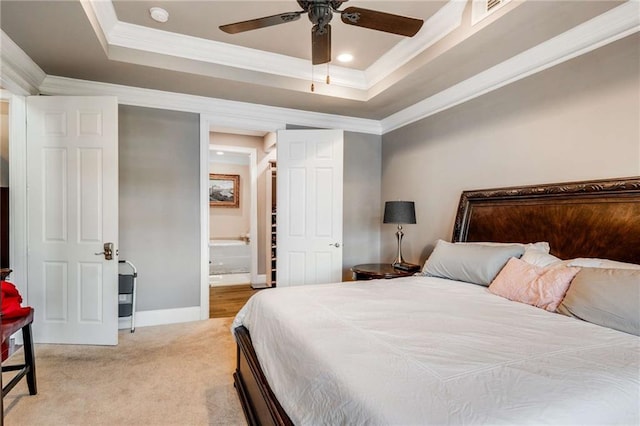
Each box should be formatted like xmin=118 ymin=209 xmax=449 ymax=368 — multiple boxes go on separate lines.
xmin=83 ymin=0 xmax=462 ymax=97
xmin=105 ymin=22 xmax=369 ymax=100
xmin=39 ymin=75 xmax=382 ymax=135
xmin=381 ymin=0 xmax=640 ymax=134
xmin=365 ymin=0 xmax=466 ymax=88
xmin=78 ymin=0 xmax=116 ymax=54
xmin=0 ymin=30 xmax=46 ymax=95
xmin=108 ymin=21 xmax=368 ymax=91
xmin=85 ymin=0 xmax=118 ymax=35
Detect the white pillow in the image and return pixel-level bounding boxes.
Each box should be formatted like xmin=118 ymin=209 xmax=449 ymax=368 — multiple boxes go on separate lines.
xmin=521 ymin=250 xmax=562 ymax=268
xmin=568 ymin=258 xmax=640 ymax=270
xmin=466 ymin=241 xmax=550 ymax=254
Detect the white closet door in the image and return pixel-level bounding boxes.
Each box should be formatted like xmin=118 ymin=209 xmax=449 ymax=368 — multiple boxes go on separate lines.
xmin=277 ymin=129 xmax=343 ymax=287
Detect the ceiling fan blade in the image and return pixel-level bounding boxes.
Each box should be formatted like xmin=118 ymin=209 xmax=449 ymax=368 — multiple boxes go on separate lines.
xmin=312 ymin=24 xmax=331 ymax=65
xmin=340 ymin=7 xmax=423 ymax=37
xmin=219 ymin=12 xmax=302 ymax=34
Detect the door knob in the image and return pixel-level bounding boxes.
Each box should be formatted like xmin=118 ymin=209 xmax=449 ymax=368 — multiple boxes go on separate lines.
xmin=329 ymin=242 xmax=341 ymax=248
xmin=95 ymin=242 xmax=114 ymax=260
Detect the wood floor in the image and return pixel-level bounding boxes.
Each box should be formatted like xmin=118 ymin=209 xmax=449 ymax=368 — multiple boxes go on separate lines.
xmin=209 ymin=284 xmax=261 ymax=318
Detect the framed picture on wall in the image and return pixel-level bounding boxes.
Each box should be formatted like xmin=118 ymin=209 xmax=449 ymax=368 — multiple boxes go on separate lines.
xmin=209 ymin=174 xmax=240 ymax=208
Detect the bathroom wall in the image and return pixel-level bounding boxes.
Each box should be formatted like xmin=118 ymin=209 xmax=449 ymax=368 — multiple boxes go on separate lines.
xmin=209 ymin=162 xmax=250 ymax=241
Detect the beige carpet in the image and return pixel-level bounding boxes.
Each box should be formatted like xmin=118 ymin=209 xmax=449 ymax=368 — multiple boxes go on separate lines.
xmin=2 ymin=318 xmax=246 ymax=425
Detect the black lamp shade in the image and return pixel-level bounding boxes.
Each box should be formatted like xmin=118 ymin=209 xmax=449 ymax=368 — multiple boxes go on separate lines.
xmin=383 ymin=201 xmax=416 ymax=224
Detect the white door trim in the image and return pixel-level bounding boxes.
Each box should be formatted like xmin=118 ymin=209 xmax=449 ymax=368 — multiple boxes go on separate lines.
xmin=3 ymin=91 xmax=28 ymax=301
xmin=199 ymin=117 xmax=210 ymax=320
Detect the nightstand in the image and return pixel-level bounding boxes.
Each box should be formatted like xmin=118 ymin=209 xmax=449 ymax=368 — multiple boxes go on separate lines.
xmin=351 ymin=263 xmax=420 ymax=280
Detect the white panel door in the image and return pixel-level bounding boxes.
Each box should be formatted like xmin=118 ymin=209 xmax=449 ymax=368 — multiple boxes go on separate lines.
xmin=27 ymin=96 xmax=118 ymax=345
xmin=277 ymin=129 xmax=343 ymax=286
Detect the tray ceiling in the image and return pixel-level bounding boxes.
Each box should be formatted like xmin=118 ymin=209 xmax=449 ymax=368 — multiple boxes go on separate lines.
xmin=0 ymin=0 xmax=630 ymax=120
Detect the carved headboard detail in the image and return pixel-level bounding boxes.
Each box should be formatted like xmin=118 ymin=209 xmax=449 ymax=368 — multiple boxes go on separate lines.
xmin=452 ymin=177 xmax=640 ymax=264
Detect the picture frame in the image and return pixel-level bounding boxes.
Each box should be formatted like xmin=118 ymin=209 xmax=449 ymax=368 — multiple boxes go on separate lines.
xmin=209 ymin=173 xmax=240 ymax=208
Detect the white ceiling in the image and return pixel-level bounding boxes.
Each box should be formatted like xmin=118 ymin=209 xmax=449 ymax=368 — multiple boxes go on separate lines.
xmin=210 ymin=149 xmax=251 ymax=166
xmin=0 ymin=0 xmax=632 ymax=121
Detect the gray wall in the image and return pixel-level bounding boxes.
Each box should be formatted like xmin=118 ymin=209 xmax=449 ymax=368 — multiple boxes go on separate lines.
xmin=381 ymin=33 xmax=640 ymax=266
xmin=119 ymin=105 xmax=200 ymax=311
xmin=343 ymin=131 xmax=382 ymax=280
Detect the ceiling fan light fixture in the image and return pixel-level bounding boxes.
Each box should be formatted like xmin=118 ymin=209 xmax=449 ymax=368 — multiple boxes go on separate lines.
xmin=337 ymin=53 xmax=353 ymax=63
xmin=149 ymin=7 xmax=169 ymax=23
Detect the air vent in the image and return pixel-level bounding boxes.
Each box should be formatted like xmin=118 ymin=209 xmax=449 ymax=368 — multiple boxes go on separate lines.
xmin=487 ymin=0 xmax=502 ymax=11
xmin=471 ymin=0 xmax=511 ymax=25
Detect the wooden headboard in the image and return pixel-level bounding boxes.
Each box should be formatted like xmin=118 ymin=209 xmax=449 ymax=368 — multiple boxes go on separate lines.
xmin=452 ymin=177 xmax=640 ymax=264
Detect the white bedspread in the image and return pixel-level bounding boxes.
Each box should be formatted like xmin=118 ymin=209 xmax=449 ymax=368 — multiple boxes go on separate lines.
xmin=233 ymin=276 xmax=640 ymax=425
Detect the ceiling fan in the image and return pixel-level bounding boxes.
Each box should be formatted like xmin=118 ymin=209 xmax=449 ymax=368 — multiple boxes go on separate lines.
xmin=219 ymin=1 xmax=424 ymax=65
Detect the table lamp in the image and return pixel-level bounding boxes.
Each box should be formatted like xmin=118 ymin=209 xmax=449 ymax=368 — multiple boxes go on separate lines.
xmin=383 ymin=201 xmax=416 ymax=266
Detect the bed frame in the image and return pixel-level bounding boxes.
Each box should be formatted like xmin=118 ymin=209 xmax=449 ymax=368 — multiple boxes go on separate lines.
xmin=233 ymin=176 xmax=640 ymax=425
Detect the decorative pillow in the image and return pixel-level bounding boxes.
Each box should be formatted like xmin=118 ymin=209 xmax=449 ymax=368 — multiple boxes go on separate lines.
xmin=521 ymin=250 xmax=562 ymax=268
xmin=422 ymin=240 xmax=525 ymax=286
xmin=567 ymin=258 xmax=640 ymax=270
xmin=557 ymin=268 xmax=640 ymax=336
xmin=488 ymin=257 xmax=581 ymax=312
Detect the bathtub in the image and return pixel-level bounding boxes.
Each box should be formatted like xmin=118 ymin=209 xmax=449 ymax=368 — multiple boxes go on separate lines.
xmin=209 ymin=239 xmax=250 ymax=286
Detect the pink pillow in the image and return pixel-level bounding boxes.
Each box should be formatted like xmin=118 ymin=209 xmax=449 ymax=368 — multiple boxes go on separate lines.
xmin=488 ymin=257 xmax=581 ymax=311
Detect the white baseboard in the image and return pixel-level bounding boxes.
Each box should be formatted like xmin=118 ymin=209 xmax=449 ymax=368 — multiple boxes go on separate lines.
xmin=118 ymin=306 xmax=201 ymax=330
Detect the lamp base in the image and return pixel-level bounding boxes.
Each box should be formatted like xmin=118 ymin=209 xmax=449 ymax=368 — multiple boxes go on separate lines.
xmin=392 ymin=225 xmax=405 ymax=266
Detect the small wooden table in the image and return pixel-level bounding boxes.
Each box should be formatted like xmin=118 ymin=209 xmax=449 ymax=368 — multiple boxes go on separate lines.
xmin=1 ymin=308 xmax=37 ymax=401
xmin=351 ymin=263 xmax=420 ymax=280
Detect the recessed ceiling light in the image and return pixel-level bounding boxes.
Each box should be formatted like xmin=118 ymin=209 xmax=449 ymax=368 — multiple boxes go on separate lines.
xmin=337 ymin=53 xmax=354 ymax=63
xmin=216 ymin=151 xmax=225 ymax=156
xmin=150 ymin=7 xmax=169 ymax=23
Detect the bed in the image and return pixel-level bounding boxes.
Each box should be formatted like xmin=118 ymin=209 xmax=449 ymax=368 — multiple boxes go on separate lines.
xmin=231 ymin=176 xmax=640 ymax=425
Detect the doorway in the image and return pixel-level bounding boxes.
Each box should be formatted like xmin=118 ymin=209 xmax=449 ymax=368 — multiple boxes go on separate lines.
xmin=199 ymin=115 xmax=284 ymax=320
xmin=208 ymin=145 xmax=256 ymax=287
xmin=207 ymin=134 xmax=273 ymax=319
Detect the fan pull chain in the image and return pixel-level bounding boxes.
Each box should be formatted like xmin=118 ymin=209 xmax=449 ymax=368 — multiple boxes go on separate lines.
xmin=310 ymin=63 xmax=331 ymax=92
